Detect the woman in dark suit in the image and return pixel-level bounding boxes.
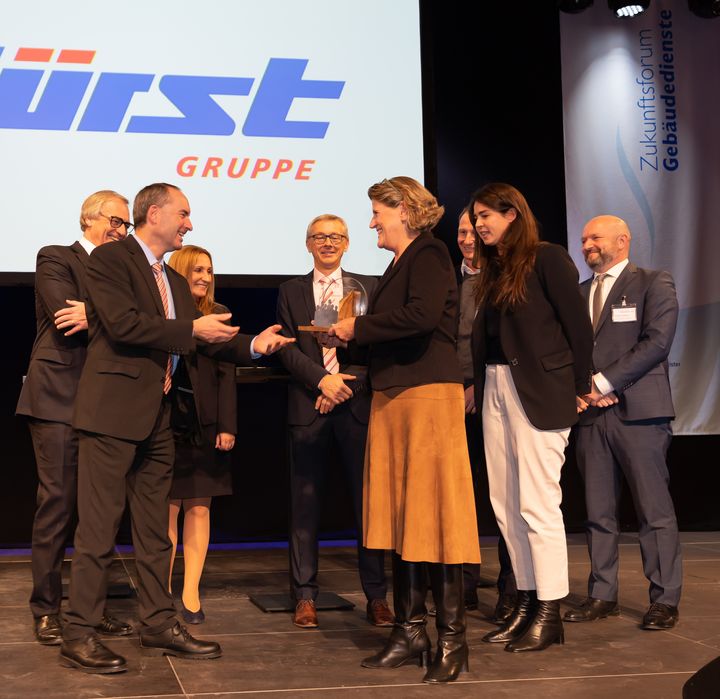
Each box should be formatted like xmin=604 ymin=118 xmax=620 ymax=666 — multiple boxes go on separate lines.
xmin=469 ymin=183 xmax=593 ymax=652
xmin=330 ymin=177 xmax=480 ymax=684
xmin=166 ymin=245 xmax=237 ymax=624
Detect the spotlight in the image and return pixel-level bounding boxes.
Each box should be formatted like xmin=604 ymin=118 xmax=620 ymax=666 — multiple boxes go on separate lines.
xmin=558 ymin=0 xmax=594 ymax=13
xmin=688 ymin=0 xmax=720 ymax=17
xmin=608 ymin=0 xmax=650 ymax=17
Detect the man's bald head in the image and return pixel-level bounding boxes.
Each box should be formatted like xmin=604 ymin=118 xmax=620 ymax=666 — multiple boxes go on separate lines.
xmin=581 ymin=215 xmax=632 ymax=273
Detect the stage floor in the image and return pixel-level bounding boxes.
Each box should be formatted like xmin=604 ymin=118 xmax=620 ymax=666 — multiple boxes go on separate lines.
xmin=1 ymin=532 xmax=718 ymax=699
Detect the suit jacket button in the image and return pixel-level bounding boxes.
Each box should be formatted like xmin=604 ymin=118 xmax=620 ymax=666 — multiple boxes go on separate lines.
xmin=510 ymin=358 xmax=518 ymax=366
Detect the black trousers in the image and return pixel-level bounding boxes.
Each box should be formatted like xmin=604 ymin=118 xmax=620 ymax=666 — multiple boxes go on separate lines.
xmin=63 ymin=399 xmax=177 ymax=640
xmin=27 ymin=419 xmax=78 ymax=618
xmin=289 ymin=405 xmax=386 ymax=602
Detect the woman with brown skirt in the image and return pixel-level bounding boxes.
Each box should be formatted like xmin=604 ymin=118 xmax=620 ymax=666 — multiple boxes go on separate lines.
xmin=329 ymin=176 xmax=480 ymax=684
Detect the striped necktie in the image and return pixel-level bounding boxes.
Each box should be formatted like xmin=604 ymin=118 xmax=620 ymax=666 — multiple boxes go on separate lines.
xmin=319 ymin=278 xmax=339 ymax=375
xmin=152 ymin=262 xmax=173 ymax=394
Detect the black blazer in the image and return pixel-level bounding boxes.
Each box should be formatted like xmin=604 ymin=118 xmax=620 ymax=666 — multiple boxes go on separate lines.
xmin=471 ymin=243 xmax=593 ymax=431
xmin=354 ymin=232 xmax=463 ymax=390
xmin=578 ymin=263 xmax=677 ymax=423
xmin=73 ymin=235 xmax=252 ymax=442
xmin=184 ymin=303 xmax=237 ymax=434
xmin=17 ymin=242 xmax=90 ymax=424
xmin=277 ymin=270 xmax=377 ymax=425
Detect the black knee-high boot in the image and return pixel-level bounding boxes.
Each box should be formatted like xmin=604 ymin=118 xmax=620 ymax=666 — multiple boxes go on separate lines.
xmin=423 ymin=563 xmax=468 ymax=683
xmin=361 ymin=554 xmax=431 ymax=669
xmin=482 ymin=589 xmax=538 ymax=643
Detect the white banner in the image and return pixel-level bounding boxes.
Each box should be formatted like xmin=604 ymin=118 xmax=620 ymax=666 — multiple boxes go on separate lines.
xmin=0 ymin=0 xmax=423 ymax=276
xmin=560 ymin=0 xmax=720 ymax=434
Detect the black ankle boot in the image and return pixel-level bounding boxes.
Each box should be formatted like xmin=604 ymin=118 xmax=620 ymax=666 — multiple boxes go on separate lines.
xmin=362 ymin=556 xmax=431 ymax=669
xmin=482 ymin=589 xmax=538 ymax=643
xmin=505 ymin=599 xmax=564 ymax=652
xmin=423 ymin=563 xmax=468 ymax=683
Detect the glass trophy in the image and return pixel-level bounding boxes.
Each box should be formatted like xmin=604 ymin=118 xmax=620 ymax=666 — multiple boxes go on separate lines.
xmin=298 ymin=277 xmax=368 ymax=332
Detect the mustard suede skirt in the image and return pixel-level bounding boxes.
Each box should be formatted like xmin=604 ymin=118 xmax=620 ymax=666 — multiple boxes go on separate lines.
xmin=363 ymin=383 xmax=481 ymax=564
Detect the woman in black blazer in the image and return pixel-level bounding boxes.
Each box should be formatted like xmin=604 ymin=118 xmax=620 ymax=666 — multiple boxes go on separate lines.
xmin=331 ymin=177 xmax=480 ymax=684
xmin=469 ymin=183 xmax=592 ymax=652
xmin=166 ymin=245 xmax=237 ymax=625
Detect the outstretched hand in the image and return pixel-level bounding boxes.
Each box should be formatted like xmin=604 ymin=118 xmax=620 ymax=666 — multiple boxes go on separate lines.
xmin=192 ymin=313 xmax=239 ymax=343
xmin=253 ymin=324 xmax=296 ymax=355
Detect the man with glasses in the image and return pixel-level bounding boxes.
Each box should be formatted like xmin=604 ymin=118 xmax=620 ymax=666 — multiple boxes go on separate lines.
xmin=17 ymin=190 xmax=134 ymax=646
xmin=276 ymin=214 xmax=391 ymax=629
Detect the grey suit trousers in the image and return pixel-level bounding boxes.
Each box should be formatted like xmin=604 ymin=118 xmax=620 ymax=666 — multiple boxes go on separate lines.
xmin=576 ymin=409 xmax=682 ymax=606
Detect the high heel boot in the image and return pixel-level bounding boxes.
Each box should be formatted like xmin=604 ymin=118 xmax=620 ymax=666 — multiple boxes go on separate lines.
xmin=361 ymin=554 xmax=431 ymax=669
xmin=505 ymin=599 xmax=564 ymax=652
xmin=423 ymin=563 xmax=468 ymax=683
xmin=482 ymin=589 xmax=538 ymax=643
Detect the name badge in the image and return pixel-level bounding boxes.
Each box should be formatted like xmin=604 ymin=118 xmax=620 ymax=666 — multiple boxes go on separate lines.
xmin=611 ymin=303 xmax=637 ymax=322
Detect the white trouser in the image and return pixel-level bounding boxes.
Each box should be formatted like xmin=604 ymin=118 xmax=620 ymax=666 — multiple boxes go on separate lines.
xmin=482 ymin=364 xmax=570 ymax=600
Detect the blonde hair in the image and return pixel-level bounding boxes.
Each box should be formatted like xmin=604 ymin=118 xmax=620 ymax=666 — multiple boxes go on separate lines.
xmin=367 ymin=176 xmax=444 ymax=233
xmin=167 ymin=245 xmax=216 ymax=316
xmin=306 ymin=213 xmax=348 ymax=238
xmin=79 ymin=190 xmax=128 ymax=231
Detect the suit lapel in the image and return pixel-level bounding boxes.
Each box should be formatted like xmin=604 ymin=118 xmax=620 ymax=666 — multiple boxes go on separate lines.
xmin=370 ymin=258 xmax=402 ymax=312
xmin=126 ymin=236 xmax=166 ymax=317
xmin=70 ymin=240 xmax=90 ymax=266
xmin=167 ymin=266 xmax=193 ymax=319
xmin=595 ymin=263 xmax=637 ymax=335
xmin=301 ymin=272 xmax=316 ymax=322
xmin=579 ymin=277 xmax=592 ymax=304
xmin=370 ymin=231 xmax=429 ymax=311
xmin=300 ymin=272 xmax=323 ymax=363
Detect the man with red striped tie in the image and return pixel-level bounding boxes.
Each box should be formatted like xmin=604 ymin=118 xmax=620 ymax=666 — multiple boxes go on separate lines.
xmin=277 ymin=214 xmax=391 ymax=630
xmin=60 ymin=183 xmax=293 ymax=674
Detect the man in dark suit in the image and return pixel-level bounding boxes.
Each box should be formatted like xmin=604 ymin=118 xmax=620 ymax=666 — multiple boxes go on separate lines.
xmin=276 ymin=214 xmax=390 ymax=630
xmin=17 ymin=190 xmax=134 ymax=645
xmin=565 ymin=215 xmax=682 ymax=630
xmin=60 ymin=183 xmax=292 ymax=673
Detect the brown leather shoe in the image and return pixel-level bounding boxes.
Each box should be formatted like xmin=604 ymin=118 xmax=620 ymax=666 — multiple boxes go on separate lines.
xmin=367 ymin=598 xmax=395 ymax=627
xmin=293 ymin=599 xmax=318 ymax=628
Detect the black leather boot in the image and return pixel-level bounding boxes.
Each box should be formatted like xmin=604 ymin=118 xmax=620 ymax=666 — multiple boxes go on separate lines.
xmin=482 ymin=589 xmax=538 ymax=643
xmin=505 ymin=599 xmax=564 ymax=652
xmin=362 ymin=555 xmax=431 ymax=669
xmin=423 ymin=563 xmax=468 ymax=683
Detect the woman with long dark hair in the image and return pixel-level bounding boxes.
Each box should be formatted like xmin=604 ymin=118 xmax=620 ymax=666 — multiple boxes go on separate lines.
xmin=330 ymin=176 xmax=480 ymax=683
xmin=469 ymin=183 xmax=592 ymax=652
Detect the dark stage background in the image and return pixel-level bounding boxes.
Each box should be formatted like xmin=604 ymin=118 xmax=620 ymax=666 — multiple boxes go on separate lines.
xmin=1 ymin=2 xmax=717 ymax=547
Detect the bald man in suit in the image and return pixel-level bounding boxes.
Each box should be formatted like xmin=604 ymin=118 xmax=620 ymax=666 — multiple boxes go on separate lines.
xmin=565 ymin=215 xmax=682 ymax=630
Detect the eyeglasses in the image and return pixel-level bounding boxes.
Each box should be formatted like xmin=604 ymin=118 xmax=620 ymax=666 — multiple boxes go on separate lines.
xmin=100 ymin=213 xmax=134 ymax=233
xmin=308 ymin=233 xmax=347 ymax=245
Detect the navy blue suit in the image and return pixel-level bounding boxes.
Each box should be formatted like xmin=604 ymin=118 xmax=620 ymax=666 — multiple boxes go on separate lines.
xmin=576 ymin=263 xmax=682 ymax=606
